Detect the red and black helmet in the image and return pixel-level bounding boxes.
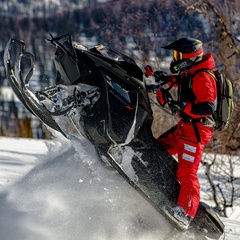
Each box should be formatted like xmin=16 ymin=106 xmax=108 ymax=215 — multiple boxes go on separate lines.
xmin=162 ymin=37 xmax=204 ymax=73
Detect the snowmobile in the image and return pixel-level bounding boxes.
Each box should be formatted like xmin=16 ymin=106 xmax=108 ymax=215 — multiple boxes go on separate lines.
xmin=4 ymin=34 xmax=224 ymax=239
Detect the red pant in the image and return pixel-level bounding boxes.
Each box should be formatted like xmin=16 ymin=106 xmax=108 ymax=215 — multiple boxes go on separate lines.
xmin=158 ymin=120 xmax=213 ymax=217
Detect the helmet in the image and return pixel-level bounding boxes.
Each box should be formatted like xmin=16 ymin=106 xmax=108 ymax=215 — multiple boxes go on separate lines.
xmin=162 ymin=37 xmax=204 ymax=73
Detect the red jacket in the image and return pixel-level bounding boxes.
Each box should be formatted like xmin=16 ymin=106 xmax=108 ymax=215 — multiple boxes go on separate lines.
xmin=174 ymin=53 xmax=217 ymax=120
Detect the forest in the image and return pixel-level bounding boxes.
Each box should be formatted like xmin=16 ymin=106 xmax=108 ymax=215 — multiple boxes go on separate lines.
xmin=0 ymin=0 xmax=239 ymax=150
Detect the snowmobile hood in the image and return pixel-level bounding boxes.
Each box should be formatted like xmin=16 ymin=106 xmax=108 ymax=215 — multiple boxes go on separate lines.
xmin=50 ymin=34 xmax=143 ymax=88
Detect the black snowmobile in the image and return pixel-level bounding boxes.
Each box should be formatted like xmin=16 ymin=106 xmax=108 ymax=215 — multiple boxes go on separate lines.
xmin=4 ymin=34 xmax=224 ymax=239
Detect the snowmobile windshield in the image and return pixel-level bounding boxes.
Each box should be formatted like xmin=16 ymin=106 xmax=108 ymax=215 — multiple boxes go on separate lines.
xmin=94 ymin=45 xmax=125 ymax=61
xmin=54 ymin=40 xmax=92 ymax=85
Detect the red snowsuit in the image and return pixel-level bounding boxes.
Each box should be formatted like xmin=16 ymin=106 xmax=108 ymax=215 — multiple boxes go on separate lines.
xmin=157 ymin=53 xmax=217 ymax=217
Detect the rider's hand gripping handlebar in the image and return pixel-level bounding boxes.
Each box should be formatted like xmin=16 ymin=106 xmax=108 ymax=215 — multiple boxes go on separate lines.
xmin=144 ymin=65 xmax=173 ymax=108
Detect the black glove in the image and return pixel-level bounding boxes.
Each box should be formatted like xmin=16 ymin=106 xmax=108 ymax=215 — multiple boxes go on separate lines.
xmin=169 ymin=101 xmax=186 ymax=115
xmin=154 ymin=71 xmax=172 ymax=83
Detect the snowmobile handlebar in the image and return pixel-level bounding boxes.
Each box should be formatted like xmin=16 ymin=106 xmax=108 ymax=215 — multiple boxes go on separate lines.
xmin=146 ymin=84 xmax=161 ymax=93
xmin=144 ymin=65 xmax=175 ymax=108
xmin=144 ymin=65 xmax=171 ymax=83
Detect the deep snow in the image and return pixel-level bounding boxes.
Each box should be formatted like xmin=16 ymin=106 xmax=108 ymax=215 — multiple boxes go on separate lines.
xmin=0 ymin=133 xmax=239 ymax=240
xmin=0 ymin=134 xmax=173 ymax=240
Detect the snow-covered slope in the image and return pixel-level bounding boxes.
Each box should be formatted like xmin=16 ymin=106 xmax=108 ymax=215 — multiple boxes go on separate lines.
xmin=0 ymin=135 xmax=239 ymax=240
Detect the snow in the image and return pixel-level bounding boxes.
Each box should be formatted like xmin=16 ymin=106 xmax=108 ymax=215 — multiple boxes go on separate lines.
xmin=0 ymin=133 xmax=240 ymax=240
xmin=0 ymin=134 xmax=171 ymax=240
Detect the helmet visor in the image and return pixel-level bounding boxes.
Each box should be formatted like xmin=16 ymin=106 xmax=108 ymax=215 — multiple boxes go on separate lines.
xmin=173 ymin=50 xmax=182 ymax=61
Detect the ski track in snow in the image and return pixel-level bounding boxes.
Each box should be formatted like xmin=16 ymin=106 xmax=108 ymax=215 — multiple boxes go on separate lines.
xmin=0 ymin=133 xmax=239 ymax=240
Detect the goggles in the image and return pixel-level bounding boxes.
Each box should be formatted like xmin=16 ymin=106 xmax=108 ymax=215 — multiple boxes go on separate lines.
xmin=173 ymin=50 xmax=183 ymax=61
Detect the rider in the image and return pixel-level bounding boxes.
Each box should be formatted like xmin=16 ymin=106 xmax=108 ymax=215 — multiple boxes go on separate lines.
xmin=146 ymin=37 xmax=217 ymax=231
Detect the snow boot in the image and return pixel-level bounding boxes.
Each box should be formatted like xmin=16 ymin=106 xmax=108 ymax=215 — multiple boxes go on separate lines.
xmin=162 ymin=205 xmax=193 ymax=231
